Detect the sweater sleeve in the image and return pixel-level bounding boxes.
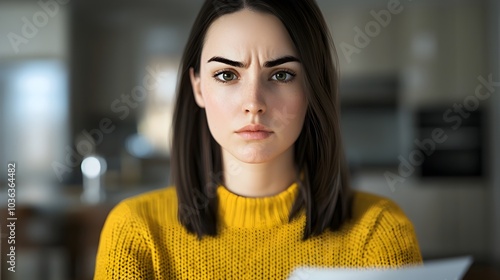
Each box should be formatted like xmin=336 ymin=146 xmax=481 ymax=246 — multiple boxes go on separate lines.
xmin=94 ymin=201 xmax=154 ymax=279
xmin=362 ymin=199 xmax=423 ymax=267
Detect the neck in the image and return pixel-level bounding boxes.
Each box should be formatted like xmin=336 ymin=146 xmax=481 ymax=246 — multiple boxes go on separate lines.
xmin=221 ymin=148 xmax=299 ymax=197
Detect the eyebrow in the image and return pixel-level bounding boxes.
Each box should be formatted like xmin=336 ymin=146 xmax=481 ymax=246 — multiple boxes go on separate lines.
xmin=207 ymin=55 xmax=300 ymax=68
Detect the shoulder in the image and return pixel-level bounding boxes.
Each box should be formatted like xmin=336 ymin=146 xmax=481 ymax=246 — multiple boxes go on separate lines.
xmin=105 ymin=186 xmax=179 ymax=227
xmin=96 ymin=188 xmax=178 ymax=278
xmin=120 ymin=186 xmax=178 ymax=209
xmin=349 ymin=191 xmax=422 ymax=266
xmin=351 ymin=191 xmax=409 ymax=226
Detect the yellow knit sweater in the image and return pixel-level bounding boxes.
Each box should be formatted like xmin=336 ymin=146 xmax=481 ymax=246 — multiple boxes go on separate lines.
xmin=94 ymin=182 xmax=422 ymax=279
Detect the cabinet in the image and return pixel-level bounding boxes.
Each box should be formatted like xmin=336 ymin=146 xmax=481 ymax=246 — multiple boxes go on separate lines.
xmin=416 ymin=108 xmax=483 ymax=177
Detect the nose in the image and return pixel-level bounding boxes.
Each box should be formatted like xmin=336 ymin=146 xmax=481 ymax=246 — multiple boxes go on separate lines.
xmin=242 ymin=79 xmax=267 ymax=115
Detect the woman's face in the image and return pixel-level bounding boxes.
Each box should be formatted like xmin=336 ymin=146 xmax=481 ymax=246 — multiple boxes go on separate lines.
xmin=190 ymin=9 xmax=308 ymax=164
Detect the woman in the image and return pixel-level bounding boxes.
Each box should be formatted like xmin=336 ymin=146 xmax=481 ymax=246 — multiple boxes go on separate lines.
xmin=94 ymin=0 xmax=422 ymax=279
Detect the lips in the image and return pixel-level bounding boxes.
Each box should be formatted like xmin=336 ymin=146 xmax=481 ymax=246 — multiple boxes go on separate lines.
xmin=235 ymin=124 xmax=273 ymax=133
xmin=235 ymin=124 xmax=273 ymax=140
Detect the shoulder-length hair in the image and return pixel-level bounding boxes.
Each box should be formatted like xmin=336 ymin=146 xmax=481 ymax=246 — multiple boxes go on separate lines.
xmin=170 ymin=0 xmax=351 ymax=240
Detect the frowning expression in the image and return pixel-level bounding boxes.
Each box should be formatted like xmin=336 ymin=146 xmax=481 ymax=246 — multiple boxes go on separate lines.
xmin=190 ymin=9 xmax=308 ymax=164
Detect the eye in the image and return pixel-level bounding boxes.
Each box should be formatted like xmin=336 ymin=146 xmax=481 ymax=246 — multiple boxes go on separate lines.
xmin=271 ymin=70 xmax=296 ymax=83
xmin=213 ymin=71 xmax=237 ymax=83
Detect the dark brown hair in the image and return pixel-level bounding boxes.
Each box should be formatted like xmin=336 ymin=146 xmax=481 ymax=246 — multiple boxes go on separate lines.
xmin=170 ymin=0 xmax=351 ymax=240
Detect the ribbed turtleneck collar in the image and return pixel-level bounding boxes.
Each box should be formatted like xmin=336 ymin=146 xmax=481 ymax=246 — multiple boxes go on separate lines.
xmin=216 ymin=182 xmax=299 ymax=228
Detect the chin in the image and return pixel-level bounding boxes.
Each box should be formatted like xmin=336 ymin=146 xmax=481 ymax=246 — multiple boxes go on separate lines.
xmin=235 ymin=147 xmax=276 ymax=164
xmin=237 ymin=154 xmax=274 ymax=164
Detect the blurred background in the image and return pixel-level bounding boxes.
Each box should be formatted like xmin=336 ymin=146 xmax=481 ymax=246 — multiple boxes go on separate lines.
xmin=0 ymin=0 xmax=499 ymax=279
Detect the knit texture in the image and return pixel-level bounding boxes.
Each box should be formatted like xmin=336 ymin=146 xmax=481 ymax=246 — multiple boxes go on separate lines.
xmin=94 ymin=183 xmax=422 ymax=279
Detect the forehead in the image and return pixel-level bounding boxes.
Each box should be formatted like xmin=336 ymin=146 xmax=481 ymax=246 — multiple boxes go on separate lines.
xmin=202 ymin=9 xmax=298 ymax=59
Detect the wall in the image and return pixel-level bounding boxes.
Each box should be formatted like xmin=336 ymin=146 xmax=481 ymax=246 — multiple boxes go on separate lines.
xmin=490 ymin=0 xmax=500 ymax=267
xmin=493 ymin=81 xmax=500 ymax=267
xmin=322 ymin=0 xmax=488 ymax=107
xmin=493 ymin=74 xmax=500 ymax=266
xmin=0 ymin=1 xmax=68 ymax=58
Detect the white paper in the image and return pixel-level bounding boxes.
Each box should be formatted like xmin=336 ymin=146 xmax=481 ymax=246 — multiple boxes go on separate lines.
xmin=288 ymin=256 xmax=473 ymax=280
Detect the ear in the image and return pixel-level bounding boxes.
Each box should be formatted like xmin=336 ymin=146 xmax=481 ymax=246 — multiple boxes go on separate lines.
xmin=190 ymin=67 xmax=205 ymax=108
